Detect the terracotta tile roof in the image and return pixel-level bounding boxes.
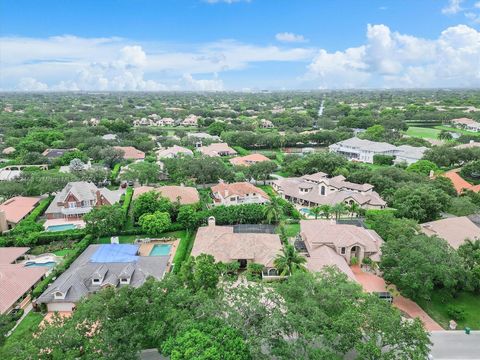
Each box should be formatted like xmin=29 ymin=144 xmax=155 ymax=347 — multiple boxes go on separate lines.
xmin=192 ymin=224 xmax=282 ymax=267
xmin=114 ymin=146 xmax=145 ymax=160
xmin=211 ymin=182 xmax=269 ymax=200
xmin=0 ymin=263 xmax=47 ymax=314
xmin=0 ymin=247 xmax=30 ymax=264
xmin=420 ymin=216 xmax=480 ymax=249
xmin=0 ymin=196 xmax=40 ymax=224
xmin=133 ymin=185 xmax=200 ymax=204
xmin=198 ymin=143 xmax=237 ymax=157
xmin=441 ymin=169 xmax=479 ymax=194
xmin=229 ymin=154 xmax=271 ymax=166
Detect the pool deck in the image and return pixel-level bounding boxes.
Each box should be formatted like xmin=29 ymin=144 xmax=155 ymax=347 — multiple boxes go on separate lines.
xmin=43 ymin=218 xmax=85 ymax=230
xmin=138 ymin=238 xmax=179 ymax=271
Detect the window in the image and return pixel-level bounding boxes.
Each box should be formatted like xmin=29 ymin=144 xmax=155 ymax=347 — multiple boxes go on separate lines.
xmin=120 ymin=278 xmax=129 ymax=284
xmin=341 ymin=247 xmax=346 ymax=255
xmin=54 ymin=291 xmax=65 ymax=300
xmin=320 ymin=186 xmax=325 ymax=195
xmin=68 ymin=202 xmax=76 ymax=208
xmin=230 ymin=197 xmax=236 ymax=201
xmin=92 ymin=278 xmax=100 ymax=284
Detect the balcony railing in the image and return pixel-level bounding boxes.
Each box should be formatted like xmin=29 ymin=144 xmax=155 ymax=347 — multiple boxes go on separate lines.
xmin=61 ymin=206 xmax=92 ymax=215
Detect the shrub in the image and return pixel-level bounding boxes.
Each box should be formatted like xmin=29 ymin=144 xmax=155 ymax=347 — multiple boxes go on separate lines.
xmin=246 ymin=263 xmax=264 ymax=282
xmin=373 ymin=154 xmax=395 ymax=166
xmin=110 ymin=163 xmax=121 ymax=182
xmin=446 ymin=305 xmax=467 ymax=321
xmin=122 ymin=187 xmax=134 ymax=228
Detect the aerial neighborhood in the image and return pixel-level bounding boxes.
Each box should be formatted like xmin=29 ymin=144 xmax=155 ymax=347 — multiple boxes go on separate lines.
xmin=1 ymin=90 xmax=480 ymax=358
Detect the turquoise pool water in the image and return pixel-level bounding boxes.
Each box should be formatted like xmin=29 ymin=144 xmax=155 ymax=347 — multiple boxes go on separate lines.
xmin=25 ymin=261 xmax=56 ymax=267
xmin=300 ymin=208 xmax=312 ymax=215
xmin=149 ymin=244 xmax=172 ymax=256
xmin=47 ymin=224 xmax=77 ymax=232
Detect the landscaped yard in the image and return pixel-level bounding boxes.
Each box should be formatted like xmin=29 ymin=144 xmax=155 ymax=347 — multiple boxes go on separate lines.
xmin=281 ymin=223 xmax=300 ymax=238
xmin=405 ymin=126 xmax=441 ymax=139
xmin=418 ymin=290 xmax=480 ymax=330
xmin=52 ymin=248 xmax=76 ymax=257
xmin=0 ymin=312 xmax=44 ymax=358
xmin=434 ymin=125 xmax=480 ymax=136
xmin=96 ymin=230 xmax=188 ymax=244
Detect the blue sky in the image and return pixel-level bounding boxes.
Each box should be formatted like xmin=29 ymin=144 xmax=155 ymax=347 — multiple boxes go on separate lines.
xmin=1 ymin=0 xmax=479 ymax=90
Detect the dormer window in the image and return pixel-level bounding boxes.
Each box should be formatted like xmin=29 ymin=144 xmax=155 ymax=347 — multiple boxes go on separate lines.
xmin=120 ymin=277 xmax=130 ymax=285
xmin=92 ymin=278 xmax=101 ymax=284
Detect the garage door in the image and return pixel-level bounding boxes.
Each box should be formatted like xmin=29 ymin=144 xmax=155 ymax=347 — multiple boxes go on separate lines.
xmin=47 ymin=302 xmax=74 ymax=312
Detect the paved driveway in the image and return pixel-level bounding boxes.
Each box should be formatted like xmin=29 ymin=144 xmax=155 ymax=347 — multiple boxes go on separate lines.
xmin=430 ymin=331 xmax=480 ymax=359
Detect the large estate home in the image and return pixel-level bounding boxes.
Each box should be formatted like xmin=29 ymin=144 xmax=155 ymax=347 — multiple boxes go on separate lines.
xmin=451 ymin=118 xmax=480 ymax=132
xmin=37 ymin=244 xmax=169 ymax=312
xmin=0 ymin=196 xmax=40 ymax=232
xmin=0 ymin=247 xmax=48 ymax=314
xmin=273 ymin=172 xmax=386 ymax=209
xmin=45 ymin=181 xmax=123 ymax=219
xmin=133 ymin=185 xmax=200 ymax=205
xmin=192 ymin=217 xmax=282 ymax=278
xmin=198 ymin=143 xmax=237 ymax=157
xmin=211 ymin=181 xmax=270 ymax=206
xmin=329 ymin=137 xmax=427 ymax=164
xmin=229 ymin=153 xmax=271 ymax=167
xmin=156 ymin=145 xmax=193 ymax=159
xmin=297 ymin=220 xmax=383 ymax=280
xmin=420 ymin=216 xmax=480 ymax=249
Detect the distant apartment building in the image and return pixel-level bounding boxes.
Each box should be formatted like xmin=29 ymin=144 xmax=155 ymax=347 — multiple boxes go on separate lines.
xmin=329 ymin=137 xmax=427 ymax=165
xmin=211 ymin=181 xmax=270 ymax=206
xmin=45 ymin=181 xmax=123 ymax=220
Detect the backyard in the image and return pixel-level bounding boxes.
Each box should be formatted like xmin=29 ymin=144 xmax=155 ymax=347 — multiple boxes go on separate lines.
xmin=0 ymin=312 xmax=44 ymax=358
xmin=405 ymin=126 xmax=442 ymax=139
xmin=418 ymin=290 xmax=480 ymax=330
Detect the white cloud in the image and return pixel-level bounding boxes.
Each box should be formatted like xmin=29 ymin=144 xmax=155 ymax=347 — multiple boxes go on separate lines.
xmin=182 ymin=73 xmax=224 ymax=91
xmin=306 ymin=24 xmax=480 ymax=88
xmin=476 ymin=1 xmax=480 ymax=8
xmin=275 ymin=32 xmax=307 ymax=43
xmin=442 ymin=0 xmax=464 ymax=14
xmin=17 ymin=77 xmax=48 ymax=91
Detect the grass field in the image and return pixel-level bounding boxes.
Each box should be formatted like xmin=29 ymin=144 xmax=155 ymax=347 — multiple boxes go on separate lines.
xmin=0 ymin=312 xmax=44 ymax=358
xmin=418 ymin=291 xmax=480 ymax=330
xmin=434 ymin=125 xmax=480 ymax=136
xmin=405 ymin=126 xmax=442 ymax=139
xmin=282 ymin=223 xmax=300 ymax=238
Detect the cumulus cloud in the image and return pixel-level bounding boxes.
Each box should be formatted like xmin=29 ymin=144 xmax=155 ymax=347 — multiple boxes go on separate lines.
xmin=275 ymin=32 xmax=307 ymax=43
xmin=442 ymin=0 xmax=464 ymax=14
xmin=17 ymin=77 xmax=49 ymax=91
xmin=182 ymin=73 xmax=224 ymax=91
xmin=306 ymin=24 xmax=480 ymax=88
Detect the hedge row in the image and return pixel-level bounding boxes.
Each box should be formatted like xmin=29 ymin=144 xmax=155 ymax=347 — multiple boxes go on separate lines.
xmin=23 ymin=197 xmax=52 ymax=223
xmin=110 ymin=163 xmax=121 ymax=182
xmin=32 ymin=235 xmax=93 ymax=299
xmin=172 ymin=230 xmax=195 ymax=274
xmin=122 ymin=187 xmax=134 ymax=228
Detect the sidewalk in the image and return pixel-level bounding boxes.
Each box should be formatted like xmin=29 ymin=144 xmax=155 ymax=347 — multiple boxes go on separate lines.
xmin=351 ymin=265 xmax=443 ymax=331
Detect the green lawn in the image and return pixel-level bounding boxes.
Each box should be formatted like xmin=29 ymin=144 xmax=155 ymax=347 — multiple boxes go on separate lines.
xmin=434 ymin=125 xmax=480 ymax=136
xmin=0 ymin=312 xmax=44 ymax=358
xmin=52 ymin=248 xmax=75 ymax=257
xmin=282 ymin=223 xmax=300 ymax=238
xmin=418 ymin=291 xmax=480 ymax=330
xmin=405 ymin=126 xmax=441 ymax=139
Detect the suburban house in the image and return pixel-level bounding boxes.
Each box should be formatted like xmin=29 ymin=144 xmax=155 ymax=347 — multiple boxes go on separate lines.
xmin=451 ymin=118 xmax=480 ymax=132
xmin=198 ymin=143 xmax=237 ymax=157
xmin=454 ymin=140 xmax=480 ymax=149
xmin=158 ymin=117 xmax=175 ymax=126
xmin=440 ymin=169 xmax=480 ymax=194
xmin=36 ymin=244 xmax=169 ymax=312
xmin=420 ymin=216 xmax=480 ymax=249
xmin=156 ymin=145 xmax=193 ymax=159
xmin=229 ymin=153 xmax=271 ymax=167
xmin=0 ymin=196 xmax=40 ymax=232
xmin=297 ymin=220 xmax=383 ymax=280
xmin=0 ymin=247 xmax=48 ymax=314
xmin=2 ymin=146 xmax=15 ymax=155
xmin=329 ymin=137 xmax=426 ymax=164
xmin=260 ymin=119 xmax=274 ymax=128
xmin=181 ymin=114 xmax=199 ymax=127
xmin=133 ymin=185 xmax=200 ymax=205
xmin=114 ymin=146 xmax=145 ymax=161
xmin=42 ymin=148 xmax=76 ymax=160
xmin=45 ymin=181 xmax=123 ymax=220
xmin=211 ymin=181 xmax=270 ymax=206
xmin=272 ymin=172 xmax=386 ymax=209
xmin=191 ymin=217 xmax=283 ymax=278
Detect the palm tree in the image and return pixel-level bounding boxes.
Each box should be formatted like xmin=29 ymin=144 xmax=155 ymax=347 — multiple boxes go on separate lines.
xmin=263 ymin=197 xmax=283 ymax=224
xmin=319 ymin=204 xmax=332 ymax=219
xmin=332 ymin=203 xmax=347 ymax=220
xmin=311 ymin=206 xmax=321 ymax=219
xmin=274 ymin=244 xmax=307 ymax=276
xmin=348 ymin=202 xmax=360 ymax=219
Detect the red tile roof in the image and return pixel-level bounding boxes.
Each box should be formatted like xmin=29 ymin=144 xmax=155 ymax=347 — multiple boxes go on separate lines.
xmin=229 ymin=153 xmax=271 ymax=167
xmin=0 ymin=197 xmax=40 ymax=224
xmin=441 ymin=170 xmax=479 ymax=194
xmin=0 ymin=247 xmax=30 ymax=264
xmin=114 ymin=146 xmax=145 ymax=160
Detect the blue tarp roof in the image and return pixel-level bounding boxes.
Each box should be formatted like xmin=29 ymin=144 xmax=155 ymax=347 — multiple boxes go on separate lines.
xmin=90 ymin=244 xmax=139 ymax=263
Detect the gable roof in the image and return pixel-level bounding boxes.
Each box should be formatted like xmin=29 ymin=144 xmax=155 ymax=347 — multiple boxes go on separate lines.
xmin=229 ymin=154 xmax=271 ymax=166
xmin=114 ymin=146 xmax=145 ymax=160
xmin=440 ymin=169 xmax=479 ymax=194
xmin=198 ymin=143 xmax=237 ymax=157
xmin=156 ymin=145 xmax=193 ymax=159
xmin=0 ymin=196 xmax=40 ymax=224
xmin=0 ymin=247 xmax=30 ymax=264
xmin=420 ymin=216 xmax=480 ymax=249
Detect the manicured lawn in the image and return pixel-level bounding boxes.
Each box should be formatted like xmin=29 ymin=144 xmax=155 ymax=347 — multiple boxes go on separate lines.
xmin=418 ymin=291 xmax=480 ymax=330
xmin=52 ymin=248 xmax=75 ymax=257
xmin=0 ymin=312 xmax=43 ymax=358
xmin=282 ymin=223 xmax=300 ymax=238
xmin=434 ymin=125 xmax=480 ymax=136
xmin=405 ymin=126 xmax=441 ymax=139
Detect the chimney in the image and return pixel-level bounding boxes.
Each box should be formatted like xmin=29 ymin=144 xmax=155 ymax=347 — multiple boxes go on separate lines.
xmin=208 ymin=216 xmax=216 ymax=227
xmin=95 ymin=190 xmax=102 ymax=205
xmin=0 ymin=210 xmax=8 ymax=233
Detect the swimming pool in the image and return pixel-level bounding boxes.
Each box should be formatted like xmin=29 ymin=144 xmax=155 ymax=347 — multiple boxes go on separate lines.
xmin=149 ymin=244 xmax=172 ymax=256
xmin=25 ymin=261 xmax=56 ymax=268
xmin=47 ymin=224 xmax=77 ymax=232
xmin=299 ymin=208 xmax=312 ymax=215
